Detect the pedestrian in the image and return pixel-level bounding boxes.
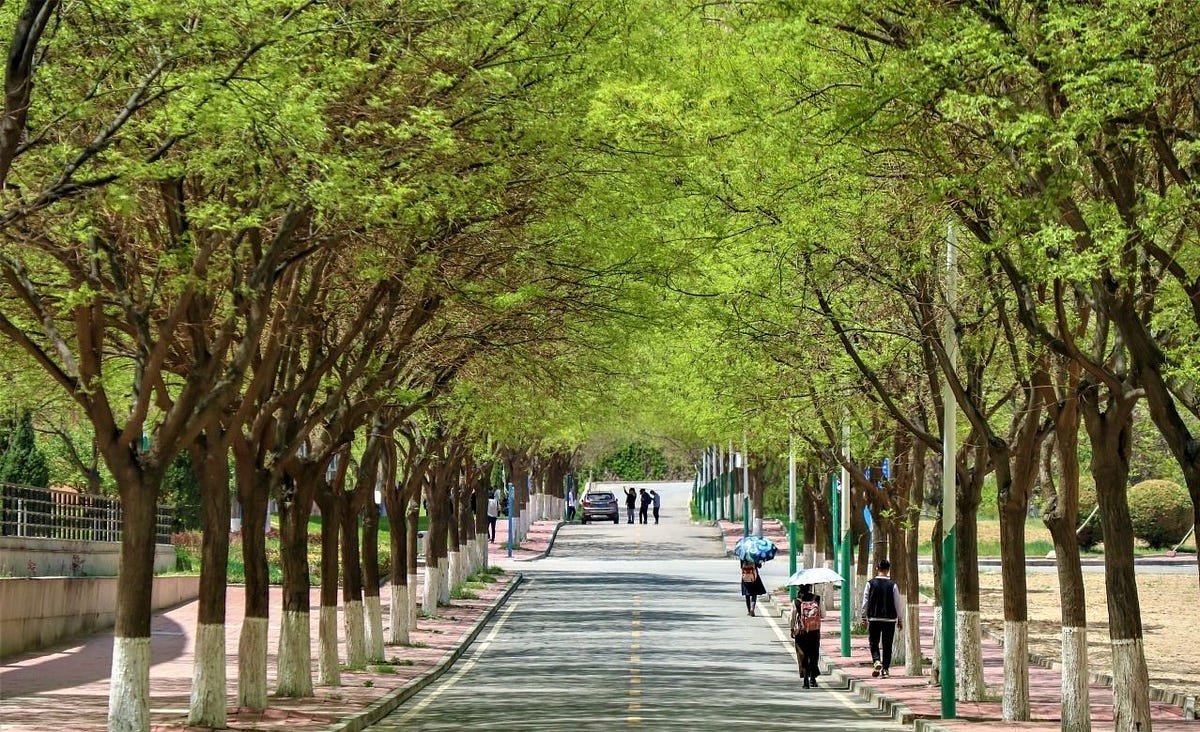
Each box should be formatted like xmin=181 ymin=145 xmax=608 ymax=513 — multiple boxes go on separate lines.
xmin=566 ymin=486 xmax=578 ymax=522
xmin=486 ymin=492 xmax=499 ymax=543
xmin=625 ymin=487 xmax=637 ymax=524
xmin=790 ymin=583 xmax=825 ymax=688
xmin=860 ymin=557 xmax=903 ymax=678
xmin=638 ymin=488 xmax=651 ymax=524
xmin=650 ymin=490 xmax=661 ymax=524
xmin=739 ymin=559 xmax=766 ymax=616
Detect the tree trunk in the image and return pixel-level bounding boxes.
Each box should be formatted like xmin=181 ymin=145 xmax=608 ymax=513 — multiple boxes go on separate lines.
xmin=955 ymin=452 xmax=986 ymax=702
xmin=340 ymin=491 xmax=366 ymax=669
xmin=382 ymin=473 xmax=409 ymax=645
xmin=188 ymin=435 xmax=231 ymax=728
xmin=1080 ymin=384 xmax=1150 ymax=732
xmin=801 ymin=471 xmax=817 ymax=570
xmin=233 ymin=436 xmax=270 ymax=710
xmin=904 ymin=441 xmax=925 ymax=677
xmin=106 ymin=467 xmax=163 ymax=732
xmin=314 ymin=486 xmax=341 ymax=686
xmin=276 ymin=472 xmax=315 ymax=698
xmin=406 ymin=497 xmax=420 ymax=631
xmin=362 ymin=488 xmax=384 ymax=661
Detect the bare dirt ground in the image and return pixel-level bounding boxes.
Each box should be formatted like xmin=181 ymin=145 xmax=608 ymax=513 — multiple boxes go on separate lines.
xmin=920 ymin=565 xmax=1200 ymax=699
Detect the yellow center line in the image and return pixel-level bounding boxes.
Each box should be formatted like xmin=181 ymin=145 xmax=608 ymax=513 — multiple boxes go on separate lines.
xmin=630 ymin=630 xmax=641 ymax=638
xmin=630 ymin=654 xmax=640 ymax=663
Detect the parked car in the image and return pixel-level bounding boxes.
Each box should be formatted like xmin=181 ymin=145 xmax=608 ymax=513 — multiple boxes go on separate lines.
xmin=580 ymin=490 xmax=620 ymax=524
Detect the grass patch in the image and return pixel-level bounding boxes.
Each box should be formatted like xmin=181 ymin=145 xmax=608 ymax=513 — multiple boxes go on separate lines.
xmin=370 ymin=665 xmax=397 ymax=674
xmin=451 ymin=588 xmax=479 ymax=600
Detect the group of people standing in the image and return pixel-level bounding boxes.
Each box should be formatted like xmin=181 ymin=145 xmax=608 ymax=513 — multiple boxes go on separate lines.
xmin=738 ymin=557 xmax=903 ymax=690
xmin=624 ymin=486 xmax=660 ymax=524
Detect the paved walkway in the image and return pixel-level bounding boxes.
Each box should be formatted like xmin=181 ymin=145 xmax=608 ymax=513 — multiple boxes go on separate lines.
xmin=0 ymin=516 xmax=562 ymax=732
xmin=716 ymin=519 xmax=1198 ymax=731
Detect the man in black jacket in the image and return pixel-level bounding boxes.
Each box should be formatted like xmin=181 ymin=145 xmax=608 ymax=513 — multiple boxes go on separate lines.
xmin=860 ymin=558 xmax=904 ymax=678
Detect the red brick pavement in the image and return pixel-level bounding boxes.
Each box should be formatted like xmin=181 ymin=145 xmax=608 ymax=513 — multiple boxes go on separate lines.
xmin=716 ymin=518 xmax=1195 ymax=731
xmin=0 ymin=518 xmax=563 ymax=732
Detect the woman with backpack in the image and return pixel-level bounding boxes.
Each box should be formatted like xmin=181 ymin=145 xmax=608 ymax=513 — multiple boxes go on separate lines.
xmin=739 ymin=559 xmax=766 ymax=616
xmin=790 ymin=583 xmax=825 ymax=688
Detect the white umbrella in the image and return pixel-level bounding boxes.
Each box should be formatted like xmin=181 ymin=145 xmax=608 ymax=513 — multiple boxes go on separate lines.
xmin=785 ymin=567 xmax=844 ymax=586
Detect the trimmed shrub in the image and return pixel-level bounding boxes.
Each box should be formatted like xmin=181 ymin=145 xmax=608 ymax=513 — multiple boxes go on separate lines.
xmin=1127 ymin=479 xmax=1192 ymax=549
xmin=0 ymin=413 xmax=50 ymax=488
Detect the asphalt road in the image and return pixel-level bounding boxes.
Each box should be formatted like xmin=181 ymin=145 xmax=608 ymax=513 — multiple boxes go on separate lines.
xmin=368 ymin=482 xmax=908 ymax=731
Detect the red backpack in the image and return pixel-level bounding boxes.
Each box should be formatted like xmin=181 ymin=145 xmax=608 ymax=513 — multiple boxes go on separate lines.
xmin=798 ymin=597 xmax=821 ymax=631
xmin=741 ymin=564 xmax=757 ymax=583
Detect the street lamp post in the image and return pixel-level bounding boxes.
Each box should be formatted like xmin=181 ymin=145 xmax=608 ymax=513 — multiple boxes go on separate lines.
xmin=840 ymin=419 xmax=852 ymax=658
xmin=788 ymin=433 xmax=798 ymax=602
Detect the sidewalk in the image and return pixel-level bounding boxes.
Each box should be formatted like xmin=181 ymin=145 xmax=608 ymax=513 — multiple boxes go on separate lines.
xmin=0 ymin=517 xmax=563 ymax=732
xmin=715 ymin=519 xmax=1196 ymax=730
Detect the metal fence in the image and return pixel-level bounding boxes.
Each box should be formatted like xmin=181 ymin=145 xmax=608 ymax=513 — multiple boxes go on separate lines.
xmin=0 ymin=483 xmax=174 ymax=545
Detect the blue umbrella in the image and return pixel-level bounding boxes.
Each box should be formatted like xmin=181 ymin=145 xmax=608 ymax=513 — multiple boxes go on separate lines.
xmin=733 ymin=535 xmax=778 ymax=563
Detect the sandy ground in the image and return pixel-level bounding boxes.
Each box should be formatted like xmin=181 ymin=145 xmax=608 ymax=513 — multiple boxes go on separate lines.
xmin=922 ymin=567 xmax=1200 ymax=698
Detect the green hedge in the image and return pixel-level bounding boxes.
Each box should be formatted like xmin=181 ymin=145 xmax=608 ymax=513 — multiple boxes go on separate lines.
xmin=1127 ymin=479 xmax=1192 ymax=550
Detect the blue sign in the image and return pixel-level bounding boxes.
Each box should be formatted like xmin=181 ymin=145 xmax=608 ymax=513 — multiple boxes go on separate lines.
xmin=882 ymin=457 xmax=891 ymax=480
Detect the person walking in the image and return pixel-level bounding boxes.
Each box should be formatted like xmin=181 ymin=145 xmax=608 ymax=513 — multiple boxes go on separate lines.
xmin=625 ymin=487 xmax=637 ymax=524
xmin=790 ymin=583 xmax=825 ymax=688
xmin=650 ymin=490 xmax=661 ymax=524
xmin=638 ymin=488 xmax=651 ymax=524
xmin=860 ymin=558 xmax=903 ymax=678
xmin=486 ymin=492 xmax=499 ymax=543
xmin=739 ymin=559 xmax=766 ymax=616
xmin=566 ymin=487 xmax=578 ymax=522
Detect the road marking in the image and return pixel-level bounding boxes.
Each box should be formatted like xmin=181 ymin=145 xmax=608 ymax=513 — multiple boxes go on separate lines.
xmin=630 ymin=643 xmax=640 ymax=651
xmin=628 ymin=701 xmax=642 ymax=711
xmin=395 ymin=601 xmax=520 ymax=722
xmin=629 ymin=668 xmax=640 ymax=675
xmin=629 ymin=676 xmax=641 ymax=684
xmin=630 ymin=654 xmax=640 ymax=663
xmin=629 ymin=688 xmax=641 ymax=696
xmin=762 ymin=609 xmax=870 ymax=718
xmin=631 ymin=630 xmax=641 ymax=638
xmin=631 ymin=619 xmax=641 ymax=627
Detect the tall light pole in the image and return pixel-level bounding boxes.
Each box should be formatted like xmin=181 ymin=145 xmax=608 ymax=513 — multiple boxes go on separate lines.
xmin=742 ymin=432 xmax=751 ymax=535
xmin=840 ymin=417 xmax=852 ymax=657
xmin=941 ymin=223 xmax=959 ymax=718
xmin=788 ymin=432 xmax=797 ymax=601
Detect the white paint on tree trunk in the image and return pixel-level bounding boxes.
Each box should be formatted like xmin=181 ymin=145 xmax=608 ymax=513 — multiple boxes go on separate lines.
xmin=423 ymin=559 xmax=440 ymax=614
xmin=1002 ymin=620 xmax=1030 ymax=721
xmin=447 ymin=550 xmax=461 ymax=595
xmin=1111 ymin=637 xmax=1152 ymax=732
xmin=276 ymin=609 xmax=314 ymax=697
xmin=407 ymin=572 xmax=419 ymax=628
xmin=931 ymin=605 xmax=942 ymax=685
xmin=891 ymin=593 xmax=907 ymax=665
xmin=438 ymin=561 xmax=451 ymax=605
xmin=389 ymin=582 xmax=410 ymax=645
xmin=108 ymin=636 xmax=150 ymax=732
xmin=803 ymin=542 xmax=815 ymax=570
xmin=478 ymin=534 xmax=489 ymax=570
xmin=317 ymin=605 xmax=341 ymax=686
xmin=1061 ymin=626 xmax=1091 ymax=732
xmin=364 ymin=595 xmax=384 ymax=661
xmin=956 ymin=610 xmax=985 ymax=701
xmin=238 ymin=616 xmax=268 ymax=709
xmin=344 ymin=599 xmax=366 ymax=668
xmin=188 ymin=623 xmax=227 ymax=728
xmin=904 ymin=603 xmax=922 ymax=676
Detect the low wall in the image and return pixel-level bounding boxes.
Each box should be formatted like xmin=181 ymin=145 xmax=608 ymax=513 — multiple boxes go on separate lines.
xmin=0 ymin=536 xmax=175 ymax=577
xmin=0 ymin=574 xmax=199 ymax=658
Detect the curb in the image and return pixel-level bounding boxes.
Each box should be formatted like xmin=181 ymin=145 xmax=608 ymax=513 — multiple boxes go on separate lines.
xmin=325 ymin=572 xmax=525 ymax=732
xmin=819 ymin=656 xmax=920 ymax=727
xmin=509 ymin=520 xmax=567 ymax=562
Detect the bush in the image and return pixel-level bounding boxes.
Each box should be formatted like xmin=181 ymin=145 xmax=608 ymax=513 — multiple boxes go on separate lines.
xmin=1127 ymin=479 xmax=1192 ymax=549
xmin=0 ymin=413 xmax=49 ymax=488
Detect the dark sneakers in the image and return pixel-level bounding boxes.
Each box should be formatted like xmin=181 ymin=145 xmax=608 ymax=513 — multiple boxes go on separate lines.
xmin=872 ymin=661 xmax=882 ymax=677
xmin=880 ymin=669 xmax=890 ymax=678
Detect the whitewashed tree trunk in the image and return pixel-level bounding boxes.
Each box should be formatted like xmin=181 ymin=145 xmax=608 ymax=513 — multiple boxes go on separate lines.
xmin=1061 ymin=626 xmax=1091 ymax=732
xmin=318 ymin=605 xmax=341 ymax=686
xmin=956 ymin=610 xmax=985 ymax=701
xmin=1111 ymin=638 xmax=1152 ymax=732
xmin=438 ymin=561 xmax=451 ymax=605
xmin=891 ymin=593 xmax=907 ymax=666
xmin=904 ymin=602 xmax=922 ymax=677
xmin=931 ymin=606 xmax=942 ymax=686
xmin=277 ymin=609 xmax=314 ymax=697
xmin=364 ymin=595 xmax=384 ymax=661
xmin=478 ymin=533 xmax=489 ymax=569
xmin=188 ymin=623 xmax=227 ymax=727
xmin=803 ymin=542 xmax=815 ymax=570
xmin=237 ymin=616 xmax=268 ymax=709
xmin=447 ymin=550 xmax=461 ymax=595
xmin=1002 ymin=620 xmax=1030 ymax=721
xmin=344 ymin=599 xmax=366 ymax=669
xmin=389 ymin=582 xmax=410 ymax=645
xmin=108 ymin=637 xmax=150 ymax=732
xmin=407 ymin=572 xmax=419 ymax=628
xmin=423 ymin=559 xmax=440 ymax=614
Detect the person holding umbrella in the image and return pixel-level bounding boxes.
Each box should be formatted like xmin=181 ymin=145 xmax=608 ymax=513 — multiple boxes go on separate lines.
xmin=790 ymin=583 xmax=825 ymax=688
xmin=739 ymin=559 xmax=767 ymax=616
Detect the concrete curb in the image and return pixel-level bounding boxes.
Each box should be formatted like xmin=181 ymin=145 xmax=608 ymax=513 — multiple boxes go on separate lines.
xmin=325 ymin=572 xmax=525 ymax=732
xmin=818 ymin=656 xmax=920 ymax=727
xmin=509 ymin=520 xmax=567 ymax=562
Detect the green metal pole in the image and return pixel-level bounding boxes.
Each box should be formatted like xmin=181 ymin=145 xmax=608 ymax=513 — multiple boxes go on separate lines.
xmin=788 ymin=434 xmax=798 ymax=601
xmin=742 ymin=495 xmax=750 ymax=536
xmin=840 ymin=526 xmax=852 ymax=657
xmin=839 ymin=418 xmax=852 ymax=658
xmin=941 ymin=222 xmax=959 ymax=718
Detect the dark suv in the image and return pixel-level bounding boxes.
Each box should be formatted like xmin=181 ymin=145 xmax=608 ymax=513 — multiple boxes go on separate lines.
xmin=580 ymin=490 xmax=620 ymax=524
